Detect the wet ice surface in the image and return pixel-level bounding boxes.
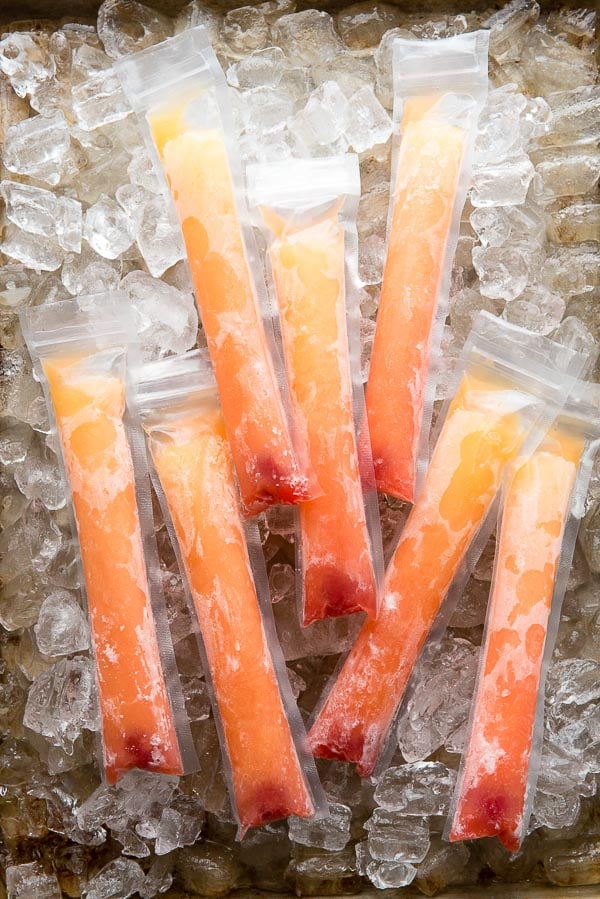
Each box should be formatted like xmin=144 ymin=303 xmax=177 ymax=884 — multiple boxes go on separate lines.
xmin=0 ymin=0 xmax=599 ymax=895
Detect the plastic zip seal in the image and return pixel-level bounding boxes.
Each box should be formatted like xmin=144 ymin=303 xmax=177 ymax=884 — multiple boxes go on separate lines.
xmin=366 ymin=30 xmax=490 ymax=503
xmin=20 ymin=296 xmax=197 ymax=785
xmin=247 ymin=155 xmax=384 ymax=625
xmin=116 ymin=26 xmax=317 ymax=517
xmin=134 ymin=350 xmax=327 ymax=837
xmin=308 ymin=312 xmax=589 ymax=778
xmin=447 ymin=380 xmax=600 ymax=852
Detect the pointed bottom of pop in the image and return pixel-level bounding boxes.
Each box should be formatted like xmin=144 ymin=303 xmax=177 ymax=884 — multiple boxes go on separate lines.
xmin=242 ymin=455 xmax=313 ymax=517
xmin=449 ymin=787 xmax=523 ymax=852
xmin=372 ymin=453 xmax=415 ymax=505
xmin=237 ymin=781 xmax=315 ymax=837
xmin=309 ymin=723 xmax=378 ymax=778
xmin=105 ymin=731 xmax=184 ymax=785
xmin=303 ymin=564 xmax=377 ymax=625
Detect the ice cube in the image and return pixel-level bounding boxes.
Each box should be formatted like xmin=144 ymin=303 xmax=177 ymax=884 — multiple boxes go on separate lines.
xmin=472 ymin=245 xmax=529 ymax=302
xmin=288 ymin=802 xmax=351 ymax=850
xmin=126 ymin=149 xmax=164 ymax=194
xmin=484 ymin=0 xmax=540 ymax=64
xmin=534 ymin=148 xmax=600 ymax=203
xmin=470 ymin=207 xmax=512 ymax=247
xmin=34 ymin=591 xmax=90 ymax=657
xmin=544 ymin=246 xmax=599 ymax=298
xmin=239 ymin=87 xmax=295 ymax=136
xmin=533 ymin=789 xmax=581 ymax=830
xmin=5 ymin=862 xmax=62 ymax=899
xmin=227 ymin=47 xmax=286 ymax=90
xmin=415 ymin=838 xmax=470 ymax=896
xmin=374 ymin=762 xmax=457 ymax=816
xmin=119 ymin=270 xmax=198 ymax=360
xmin=0 ymin=224 xmax=64 ymax=272
xmin=154 ymin=795 xmax=205 ymax=855
xmin=61 ymin=245 xmax=122 ymax=296
xmin=12 ymin=438 xmax=65 ymax=511
xmin=0 ymin=32 xmax=55 ymax=99
xmin=0 ymin=263 xmax=32 ymax=308
xmin=548 ymin=201 xmax=600 ymax=246
xmin=0 ymin=417 xmax=33 ymax=466
xmin=289 ymin=81 xmax=351 ymax=151
xmin=2 ymin=181 xmax=82 ymax=252
xmin=2 ymin=111 xmax=73 ymax=187
xmin=271 ymin=10 xmax=345 ymax=67
xmin=367 ymin=858 xmax=417 ymax=889
xmin=471 ymin=153 xmax=536 ymax=207
xmin=222 ymin=7 xmax=270 ymax=57
xmin=336 ymin=3 xmax=402 ymax=53
xmin=97 ymin=0 xmax=174 ymax=60
xmin=116 ymin=185 xmax=185 ymax=278
xmin=268 ymin=562 xmax=295 ymax=603
xmin=521 ymin=27 xmax=597 ymax=98
xmin=73 ymin=67 xmax=132 ymax=131
xmin=84 ymin=196 xmax=134 ymax=259
xmin=83 ymin=858 xmax=145 ymax=899
xmin=23 ymin=655 xmax=100 ymax=752
xmin=364 ymin=809 xmax=430 ymax=863
xmin=344 ymin=85 xmax=392 ymax=154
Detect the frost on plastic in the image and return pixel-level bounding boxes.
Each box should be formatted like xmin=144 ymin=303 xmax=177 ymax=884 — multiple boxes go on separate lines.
xmin=20 ymin=297 xmax=196 ymax=785
xmin=366 ymin=31 xmax=490 ymax=503
xmin=134 ymin=350 xmax=327 ymax=837
xmin=247 ymin=155 xmax=383 ymax=625
xmin=448 ymin=379 xmax=600 ymax=852
xmin=116 ymin=26 xmax=317 ymax=517
xmin=308 ymin=312 xmax=588 ymax=779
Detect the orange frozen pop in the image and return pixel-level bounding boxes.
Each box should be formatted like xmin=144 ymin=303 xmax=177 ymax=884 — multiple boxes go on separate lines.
xmin=150 ymin=110 xmax=312 ymax=517
xmin=448 ymin=428 xmax=583 ymax=851
xmin=365 ymin=31 xmax=489 ymax=503
xmin=145 ymin=382 xmax=318 ymax=833
xmin=261 ymin=188 xmax=378 ymax=624
xmin=365 ymin=98 xmax=465 ymax=503
xmin=43 ymin=355 xmax=183 ymax=785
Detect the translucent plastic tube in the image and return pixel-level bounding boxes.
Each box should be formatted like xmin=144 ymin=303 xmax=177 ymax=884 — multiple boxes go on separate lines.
xmin=448 ymin=383 xmax=600 ymax=851
xmin=248 ymin=157 xmax=382 ymax=624
xmin=136 ymin=351 xmax=326 ymax=836
xmin=117 ymin=27 xmax=316 ymax=517
xmin=309 ymin=313 xmax=587 ymax=777
xmin=21 ymin=299 xmax=195 ymax=784
xmin=366 ymin=32 xmax=489 ymax=503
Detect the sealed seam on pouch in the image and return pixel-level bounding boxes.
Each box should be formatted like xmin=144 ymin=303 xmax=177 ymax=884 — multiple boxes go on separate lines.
xmin=448 ymin=381 xmax=600 ymax=852
xmin=20 ymin=297 xmax=197 ymax=785
xmin=366 ymin=31 xmax=490 ymax=504
xmin=308 ymin=312 xmax=589 ymax=778
xmin=248 ymin=155 xmax=383 ymax=625
xmin=116 ymin=26 xmax=317 ymax=517
xmin=135 ymin=350 xmax=327 ymax=837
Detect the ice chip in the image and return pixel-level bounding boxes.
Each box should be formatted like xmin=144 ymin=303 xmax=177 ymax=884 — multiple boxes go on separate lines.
xmin=97 ymin=0 xmax=173 ymax=59
xmin=2 ymin=111 xmax=72 ymax=186
xmin=84 ymin=196 xmax=134 ymax=259
xmin=288 ymin=802 xmax=351 ymax=850
xmin=0 ymin=32 xmax=55 ymax=99
xmin=2 ymin=181 xmax=82 ymax=253
xmin=34 ymin=591 xmax=90 ymax=657
xmin=119 ymin=271 xmax=198 ymax=360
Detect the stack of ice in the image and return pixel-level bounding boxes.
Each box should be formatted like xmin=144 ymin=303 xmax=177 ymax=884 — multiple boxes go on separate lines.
xmin=0 ymin=0 xmax=598 ymax=896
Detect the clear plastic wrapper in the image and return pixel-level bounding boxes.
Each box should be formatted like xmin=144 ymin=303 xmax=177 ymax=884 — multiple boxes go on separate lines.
xmin=116 ymin=27 xmax=316 ymax=517
xmin=134 ymin=350 xmax=327 ymax=836
xmin=448 ymin=380 xmax=600 ymax=851
xmin=20 ymin=297 xmax=197 ymax=785
xmin=308 ymin=312 xmax=588 ymax=778
xmin=366 ymin=31 xmax=490 ymax=503
xmin=247 ymin=156 xmax=383 ymax=625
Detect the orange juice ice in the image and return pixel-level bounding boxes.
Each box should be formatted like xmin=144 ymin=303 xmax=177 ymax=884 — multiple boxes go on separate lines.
xmin=148 ymin=400 xmax=317 ymax=832
xmin=44 ymin=355 xmax=183 ymax=784
xmin=264 ymin=202 xmax=378 ymax=624
xmin=449 ymin=428 xmax=582 ymax=851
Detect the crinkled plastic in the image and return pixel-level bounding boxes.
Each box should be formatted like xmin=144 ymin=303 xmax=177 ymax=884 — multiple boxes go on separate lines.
xmin=448 ymin=379 xmax=600 ymax=851
xmin=116 ymin=26 xmax=317 ymax=517
xmin=20 ymin=297 xmax=197 ymax=785
xmin=247 ymin=155 xmax=383 ymax=625
xmin=308 ymin=312 xmax=589 ymax=778
xmin=366 ymin=31 xmax=490 ymax=503
xmin=134 ymin=349 xmax=327 ymax=837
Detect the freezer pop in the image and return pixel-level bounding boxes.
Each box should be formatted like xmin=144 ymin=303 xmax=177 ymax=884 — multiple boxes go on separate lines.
xmin=365 ymin=96 xmax=466 ymax=503
xmin=309 ymin=370 xmax=545 ymax=777
xmin=145 ymin=98 xmax=312 ymax=518
xmin=147 ymin=397 xmax=317 ymax=832
xmin=448 ymin=428 xmax=583 ymax=851
xmin=44 ymin=355 xmax=183 ymax=784
xmin=264 ymin=201 xmax=378 ymax=624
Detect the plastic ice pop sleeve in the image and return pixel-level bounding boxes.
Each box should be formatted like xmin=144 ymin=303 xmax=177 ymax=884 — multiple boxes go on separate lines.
xmin=308 ymin=312 xmax=588 ymax=778
xmin=20 ymin=298 xmax=197 ymax=785
xmin=247 ymin=156 xmax=383 ymax=625
xmin=116 ymin=26 xmax=316 ymax=517
xmin=366 ymin=31 xmax=489 ymax=503
xmin=134 ymin=350 xmax=326 ymax=837
xmin=447 ymin=381 xmax=600 ymax=852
